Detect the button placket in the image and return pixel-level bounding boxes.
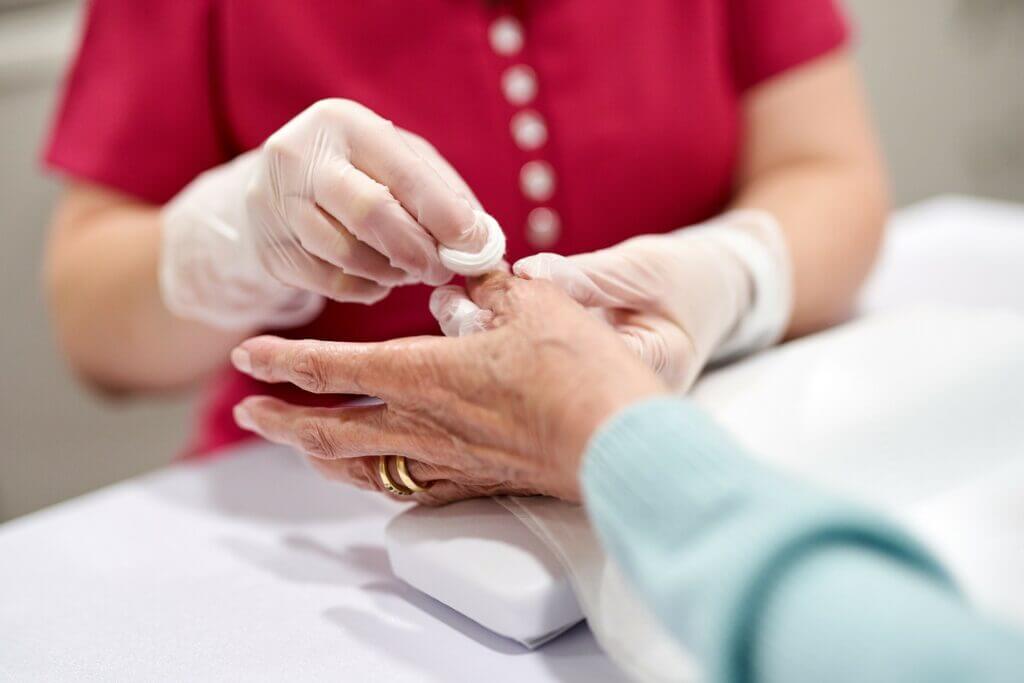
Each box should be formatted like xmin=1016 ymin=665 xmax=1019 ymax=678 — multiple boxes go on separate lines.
xmin=510 ymin=109 xmax=547 ymax=150
xmin=519 ymin=160 xmax=555 ymax=203
xmin=501 ymin=64 xmax=537 ymax=106
xmin=489 ymin=16 xmax=524 ymax=56
xmin=526 ymin=207 xmax=561 ymax=248
xmin=488 ymin=12 xmax=562 ymax=249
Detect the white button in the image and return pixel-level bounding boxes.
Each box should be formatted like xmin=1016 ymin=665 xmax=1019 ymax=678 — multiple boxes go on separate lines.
xmin=489 ymin=16 xmax=524 ymax=56
xmin=526 ymin=207 xmax=561 ymax=248
xmin=502 ymin=64 xmax=537 ymax=105
xmin=519 ymin=160 xmax=556 ymax=202
xmin=510 ymin=110 xmax=548 ymax=151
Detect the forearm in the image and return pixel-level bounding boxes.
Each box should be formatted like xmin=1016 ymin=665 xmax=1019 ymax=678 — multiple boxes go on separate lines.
xmin=581 ymin=398 xmax=1024 ymax=683
xmin=734 ymin=52 xmax=888 ymax=338
xmin=732 ymin=156 xmax=886 ymax=337
xmin=758 ymin=546 xmax=1024 ymax=683
xmin=45 ymin=186 xmax=247 ymax=391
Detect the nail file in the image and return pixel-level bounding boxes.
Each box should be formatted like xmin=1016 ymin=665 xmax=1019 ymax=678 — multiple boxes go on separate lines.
xmin=438 ymin=210 xmax=507 ymax=276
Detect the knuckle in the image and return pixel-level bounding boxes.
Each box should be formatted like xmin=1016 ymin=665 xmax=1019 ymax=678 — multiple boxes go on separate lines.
xmin=309 ymin=97 xmax=355 ymax=120
xmin=261 ymin=132 xmax=296 ymax=164
xmin=479 ymin=274 xmax=514 ymax=300
xmin=296 ymin=420 xmax=338 ymax=459
xmin=289 ymin=347 xmax=331 ymax=393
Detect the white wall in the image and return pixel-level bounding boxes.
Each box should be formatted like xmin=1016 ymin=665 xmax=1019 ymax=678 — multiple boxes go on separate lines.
xmin=0 ymin=2 xmax=192 ymax=521
xmin=850 ymin=0 xmax=1024 ymax=203
xmin=0 ymin=0 xmax=1021 ymax=521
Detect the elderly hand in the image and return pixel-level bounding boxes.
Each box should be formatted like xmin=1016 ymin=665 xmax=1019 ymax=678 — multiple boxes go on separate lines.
xmin=230 ymin=272 xmax=666 ymax=503
xmin=160 ymin=98 xmax=500 ymax=330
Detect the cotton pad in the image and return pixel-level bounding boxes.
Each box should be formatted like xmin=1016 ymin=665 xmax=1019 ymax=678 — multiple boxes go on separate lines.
xmin=438 ymin=210 xmax=506 ymax=276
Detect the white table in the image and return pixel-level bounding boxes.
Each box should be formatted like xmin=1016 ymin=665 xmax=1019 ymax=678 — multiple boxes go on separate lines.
xmin=3 ymin=195 xmax=1023 ymax=682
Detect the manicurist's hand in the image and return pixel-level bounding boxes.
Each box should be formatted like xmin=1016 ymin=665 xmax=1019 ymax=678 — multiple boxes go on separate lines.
xmin=230 ymin=272 xmax=666 ymax=503
xmin=160 ymin=98 xmax=495 ymax=330
xmin=509 ymin=211 xmax=792 ymax=389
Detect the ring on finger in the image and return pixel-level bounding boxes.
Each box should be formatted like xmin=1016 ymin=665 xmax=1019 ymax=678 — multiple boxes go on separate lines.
xmin=395 ymin=455 xmax=428 ymax=493
xmin=378 ymin=456 xmax=412 ymax=496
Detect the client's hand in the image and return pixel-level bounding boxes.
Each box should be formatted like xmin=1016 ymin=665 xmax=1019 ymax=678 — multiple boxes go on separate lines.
xmin=230 ymin=272 xmax=666 ymax=503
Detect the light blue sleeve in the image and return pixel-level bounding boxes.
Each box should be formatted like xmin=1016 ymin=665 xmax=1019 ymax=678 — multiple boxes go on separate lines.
xmin=581 ymin=397 xmax=1024 ymax=683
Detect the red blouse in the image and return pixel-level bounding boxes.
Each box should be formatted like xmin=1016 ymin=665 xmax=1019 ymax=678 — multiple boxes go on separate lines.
xmin=44 ymin=0 xmax=848 ymax=456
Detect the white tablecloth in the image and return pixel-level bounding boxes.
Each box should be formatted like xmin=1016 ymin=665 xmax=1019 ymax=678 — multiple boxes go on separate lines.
xmin=2 ymin=195 xmax=1023 ymax=681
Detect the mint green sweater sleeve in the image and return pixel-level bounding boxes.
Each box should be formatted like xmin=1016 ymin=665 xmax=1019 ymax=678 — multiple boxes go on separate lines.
xmin=581 ymin=397 xmax=1024 ymax=683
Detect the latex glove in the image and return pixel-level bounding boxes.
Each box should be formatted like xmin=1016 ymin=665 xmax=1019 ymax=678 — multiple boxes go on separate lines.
xmin=230 ymin=272 xmax=666 ymax=504
xmin=160 ymin=98 xmax=498 ymax=330
xmin=510 ymin=210 xmax=793 ymax=390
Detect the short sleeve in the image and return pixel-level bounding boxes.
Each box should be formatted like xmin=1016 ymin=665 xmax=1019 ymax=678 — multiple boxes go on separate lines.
xmin=727 ymin=0 xmax=851 ymax=93
xmin=42 ymin=0 xmax=228 ymax=204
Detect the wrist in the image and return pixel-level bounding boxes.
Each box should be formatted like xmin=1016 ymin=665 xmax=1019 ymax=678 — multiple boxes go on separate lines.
xmin=553 ymin=374 xmax=667 ymax=500
xmin=690 ymin=209 xmax=793 ymax=362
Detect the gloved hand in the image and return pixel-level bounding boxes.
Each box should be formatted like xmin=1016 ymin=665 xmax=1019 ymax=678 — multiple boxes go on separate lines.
xmin=434 ymin=210 xmax=792 ymax=390
xmin=160 ymin=98 xmax=499 ymax=330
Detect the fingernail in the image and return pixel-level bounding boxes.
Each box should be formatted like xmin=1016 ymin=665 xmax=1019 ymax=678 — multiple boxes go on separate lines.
xmin=233 ymin=404 xmax=255 ymax=431
xmin=230 ymin=347 xmax=252 ymax=374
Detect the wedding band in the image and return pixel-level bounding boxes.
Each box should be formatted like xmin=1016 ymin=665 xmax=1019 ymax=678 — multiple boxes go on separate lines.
xmin=378 ymin=456 xmax=412 ymax=496
xmin=395 ymin=455 xmax=428 ymax=493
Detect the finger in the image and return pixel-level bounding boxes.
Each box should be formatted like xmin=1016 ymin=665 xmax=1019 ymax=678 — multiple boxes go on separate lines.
xmin=264 ymin=246 xmax=391 ymax=305
xmin=412 ymin=479 xmax=537 ymax=507
xmin=399 ymin=130 xmax=482 ymax=209
xmin=429 ymin=286 xmax=493 ymax=338
xmin=513 ymin=253 xmax=636 ymax=309
xmin=339 ymin=105 xmax=486 ymax=251
xmin=464 ymin=270 xmax=517 ymax=313
xmin=233 ymin=396 xmax=413 ymax=459
xmin=306 ymin=455 xmax=380 ymax=491
xmin=411 ymin=480 xmax=481 ymax=506
xmin=231 ymin=335 xmax=448 ymax=401
xmin=287 ymin=201 xmax=410 ymax=286
xmin=313 ymin=160 xmax=451 ymax=285
xmin=304 ymin=454 xmax=462 ymax=492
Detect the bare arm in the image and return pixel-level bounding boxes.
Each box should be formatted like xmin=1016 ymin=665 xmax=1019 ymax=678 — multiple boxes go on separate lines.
xmin=43 ymin=183 xmax=248 ymax=392
xmin=733 ymin=51 xmax=889 ymax=338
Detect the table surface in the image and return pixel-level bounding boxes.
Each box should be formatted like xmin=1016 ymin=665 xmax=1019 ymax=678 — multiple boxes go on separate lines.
xmin=3 ymin=195 xmax=1024 ymax=682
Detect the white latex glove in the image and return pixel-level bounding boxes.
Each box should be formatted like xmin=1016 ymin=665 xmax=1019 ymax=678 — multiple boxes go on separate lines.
xmin=432 ymin=210 xmax=792 ymax=390
xmin=160 ymin=98 xmax=502 ymax=330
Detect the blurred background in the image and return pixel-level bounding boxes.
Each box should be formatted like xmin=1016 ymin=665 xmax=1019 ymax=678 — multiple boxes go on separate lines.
xmin=1 ymin=0 xmax=1022 ymax=522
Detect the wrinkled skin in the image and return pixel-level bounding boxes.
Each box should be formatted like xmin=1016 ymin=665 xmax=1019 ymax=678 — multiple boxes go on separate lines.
xmin=429 ymin=228 xmax=759 ymax=393
xmin=232 ymin=272 xmax=666 ymax=504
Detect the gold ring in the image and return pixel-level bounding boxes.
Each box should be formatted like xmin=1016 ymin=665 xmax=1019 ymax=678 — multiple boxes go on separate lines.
xmin=395 ymin=455 xmax=428 ymax=492
xmin=378 ymin=456 xmax=412 ymax=496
